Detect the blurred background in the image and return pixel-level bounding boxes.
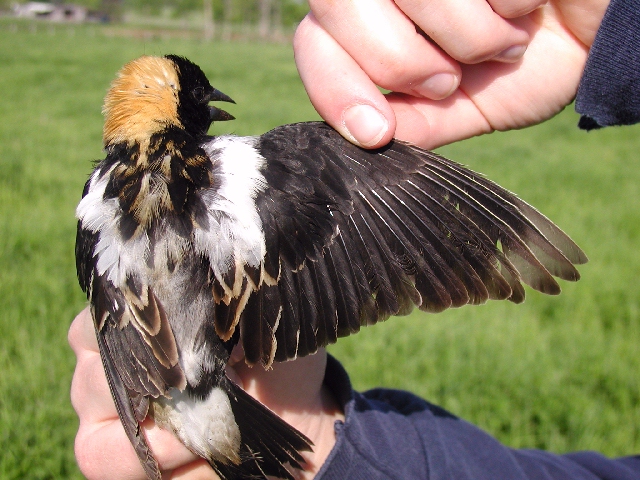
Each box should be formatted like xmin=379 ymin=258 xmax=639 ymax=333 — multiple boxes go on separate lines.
xmin=0 ymin=2 xmax=638 ymax=478
xmin=5 ymin=0 xmax=309 ymax=41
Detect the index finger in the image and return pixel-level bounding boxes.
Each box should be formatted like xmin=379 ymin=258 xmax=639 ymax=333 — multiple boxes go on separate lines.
xmin=308 ymin=0 xmax=461 ymax=99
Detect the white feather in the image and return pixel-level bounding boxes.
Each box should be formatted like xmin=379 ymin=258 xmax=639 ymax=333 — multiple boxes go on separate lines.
xmin=75 ymin=167 xmax=115 ymax=232
xmin=197 ymin=136 xmax=267 ymax=278
xmin=76 ymin=166 xmax=151 ymax=287
xmin=155 ymin=386 xmax=241 ymax=464
xmin=179 ymin=339 xmax=210 ymax=386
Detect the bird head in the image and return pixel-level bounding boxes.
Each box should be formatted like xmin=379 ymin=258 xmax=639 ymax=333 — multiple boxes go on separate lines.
xmin=102 ymin=55 xmax=234 ymax=148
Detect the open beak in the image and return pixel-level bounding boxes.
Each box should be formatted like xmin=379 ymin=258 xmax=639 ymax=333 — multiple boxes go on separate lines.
xmin=207 ymin=88 xmax=235 ymax=122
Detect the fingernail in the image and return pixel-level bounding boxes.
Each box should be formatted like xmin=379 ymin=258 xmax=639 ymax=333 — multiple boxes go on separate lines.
xmin=342 ymin=104 xmax=389 ymax=147
xmin=496 ymin=44 xmax=527 ymax=62
xmin=417 ymin=73 xmax=459 ymax=100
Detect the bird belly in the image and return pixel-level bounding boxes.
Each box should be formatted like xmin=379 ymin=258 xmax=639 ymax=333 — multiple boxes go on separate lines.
xmin=151 ymin=386 xmax=242 ymax=465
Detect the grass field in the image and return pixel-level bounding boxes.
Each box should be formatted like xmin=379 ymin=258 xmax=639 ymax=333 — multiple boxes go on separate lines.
xmin=0 ymin=22 xmax=638 ymax=479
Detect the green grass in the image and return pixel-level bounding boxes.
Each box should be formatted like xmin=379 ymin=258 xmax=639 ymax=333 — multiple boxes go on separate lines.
xmin=0 ymin=22 xmax=638 ymax=479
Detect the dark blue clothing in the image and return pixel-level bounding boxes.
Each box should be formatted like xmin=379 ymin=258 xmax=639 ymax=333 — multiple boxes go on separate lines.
xmin=317 ymin=356 xmax=640 ymax=479
xmin=576 ymin=0 xmax=640 ymax=129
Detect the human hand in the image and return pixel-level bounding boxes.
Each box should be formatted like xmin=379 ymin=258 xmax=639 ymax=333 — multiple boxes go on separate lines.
xmin=294 ymin=0 xmax=610 ymax=149
xmin=69 ymin=308 xmax=341 ymax=479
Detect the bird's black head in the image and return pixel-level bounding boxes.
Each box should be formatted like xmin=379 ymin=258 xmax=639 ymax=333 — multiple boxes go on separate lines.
xmin=165 ymin=55 xmax=235 ymax=137
xmin=102 ymin=55 xmax=234 ymax=147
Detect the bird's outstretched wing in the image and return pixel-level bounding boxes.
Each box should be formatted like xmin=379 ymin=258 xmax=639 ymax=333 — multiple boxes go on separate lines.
xmin=238 ymin=122 xmax=587 ymax=366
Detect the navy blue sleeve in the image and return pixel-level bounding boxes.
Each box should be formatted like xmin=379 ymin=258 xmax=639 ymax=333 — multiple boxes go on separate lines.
xmin=564 ymin=452 xmax=640 ymax=480
xmin=319 ymin=356 xmax=640 ymax=479
xmin=575 ymin=0 xmax=640 ymax=129
xmin=333 ymin=390 xmax=640 ymax=479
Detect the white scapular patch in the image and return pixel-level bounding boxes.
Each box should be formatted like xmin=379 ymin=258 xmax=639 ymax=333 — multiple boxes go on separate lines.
xmin=154 ymin=386 xmax=241 ymax=465
xmin=76 ymin=167 xmax=115 ymax=232
xmin=76 ymin=167 xmax=152 ymax=287
xmin=197 ymin=136 xmax=268 ymax=278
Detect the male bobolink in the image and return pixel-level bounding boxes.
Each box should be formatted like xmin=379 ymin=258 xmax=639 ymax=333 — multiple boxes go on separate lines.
xmin=75 ymin=55 xmax=587 ymax=479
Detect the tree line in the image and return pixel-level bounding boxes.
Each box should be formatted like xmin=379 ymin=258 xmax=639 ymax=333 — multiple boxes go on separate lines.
xmin=5 ymin=0 xmax=310 ymax=29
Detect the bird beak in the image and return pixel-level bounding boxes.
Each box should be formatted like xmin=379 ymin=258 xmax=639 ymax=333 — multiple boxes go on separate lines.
xmin=207 ymin=88 xmax=235 ymax=122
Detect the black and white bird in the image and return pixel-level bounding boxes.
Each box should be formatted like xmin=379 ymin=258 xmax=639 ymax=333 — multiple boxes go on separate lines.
xmin=75 ymin=55 xmax=587 ymax=480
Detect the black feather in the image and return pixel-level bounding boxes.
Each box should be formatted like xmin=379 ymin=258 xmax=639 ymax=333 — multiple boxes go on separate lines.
xmin=75 ymin=223 xmax=98 ymax=293
xmin=220 ymin=380 xmax=312 ymax=480
xmin=96 ymin=327 xmax=162 ymax=480
xmin=241 ymin=283 xmax=280 ymax=366
xmin=274 ymin=256 xmax=302 ymax=360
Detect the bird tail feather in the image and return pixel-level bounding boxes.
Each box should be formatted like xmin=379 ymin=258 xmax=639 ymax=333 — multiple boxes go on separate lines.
xmin=212 ymin=379 xmax=313 ymax=480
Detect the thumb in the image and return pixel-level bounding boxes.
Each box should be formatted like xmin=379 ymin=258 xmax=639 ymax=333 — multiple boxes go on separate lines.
xmin=293 ymin=13 xmax=396 ymax=149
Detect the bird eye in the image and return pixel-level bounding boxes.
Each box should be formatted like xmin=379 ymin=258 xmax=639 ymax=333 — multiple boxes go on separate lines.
xmin=192 ymin=87 xmax=206 ymax=103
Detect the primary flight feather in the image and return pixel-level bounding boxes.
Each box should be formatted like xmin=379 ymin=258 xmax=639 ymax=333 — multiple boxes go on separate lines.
xmin=75 ymin=54 xmax=587 ymax=479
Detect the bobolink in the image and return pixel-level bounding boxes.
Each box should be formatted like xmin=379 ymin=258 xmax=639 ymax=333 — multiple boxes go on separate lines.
xmin=75 ymin=55 xmax=587 ymax=480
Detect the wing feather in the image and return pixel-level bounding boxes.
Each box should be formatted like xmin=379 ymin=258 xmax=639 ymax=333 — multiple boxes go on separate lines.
xmin=96 ymin=328 xmax=162 ymax=480
xmin=382 ymin=185 xmax=495 ymax=305
xmin=366 ymin=187 xmax=476 ymax=308
xmin=325 ymin=225 xmax=374 ymax=335
xmin=412 ymin=150 xmax=581 ymax=283
xmin=241 ymin=283 xmax=281 ymax=366
xmin=352 ymin=199 xmax=424 ymax=315
xmin=245 ymin=122 xmax=586 ymax=365
xmin=394 ymin=180 xmax=519 ymax=302
xmin=307 ymin=254 xmax=339 ymax=348
xmin=275 ymin=257 xmax=302 ymax=361
xmin=297 ymin=262 xmax=320 ymax=358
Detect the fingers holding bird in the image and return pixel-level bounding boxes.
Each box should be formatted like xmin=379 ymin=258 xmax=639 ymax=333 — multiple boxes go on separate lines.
xmin=296 ymin=0 xmax=549 ymax=149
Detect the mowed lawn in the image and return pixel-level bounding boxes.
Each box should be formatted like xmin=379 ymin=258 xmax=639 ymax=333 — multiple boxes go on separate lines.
xmin=0 ymin=22 xmax=638 ymax=479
